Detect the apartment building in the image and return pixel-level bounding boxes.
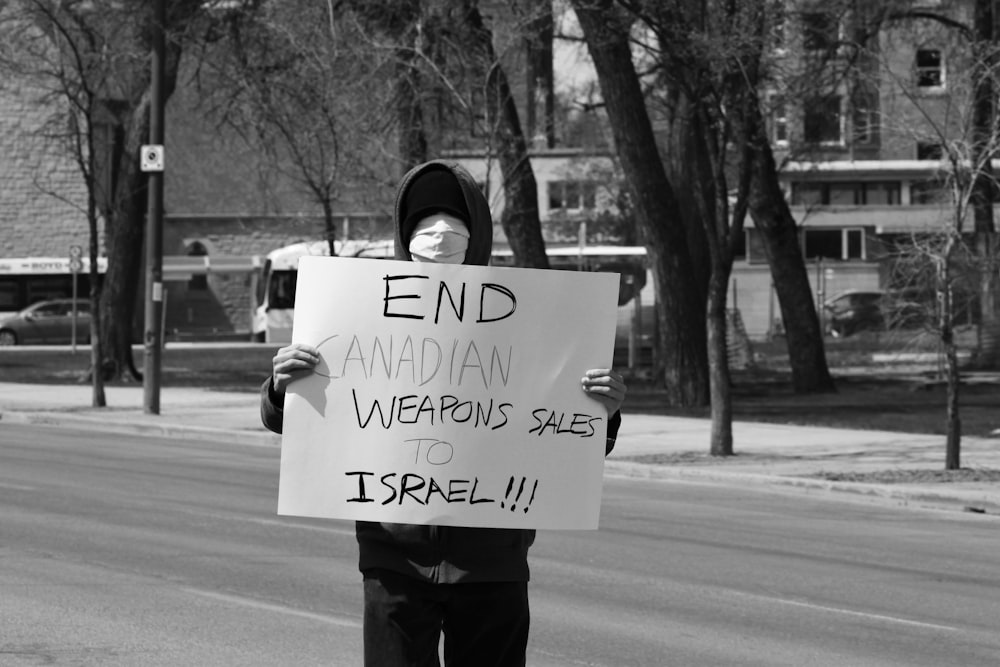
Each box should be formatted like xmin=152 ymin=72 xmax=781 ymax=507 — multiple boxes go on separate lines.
xmin=728 ymin=0 xmax=986 ymax=336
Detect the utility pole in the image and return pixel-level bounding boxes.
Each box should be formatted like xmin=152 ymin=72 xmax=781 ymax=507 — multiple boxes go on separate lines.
xmin=143 ymin=0 xmax=166 ymax=414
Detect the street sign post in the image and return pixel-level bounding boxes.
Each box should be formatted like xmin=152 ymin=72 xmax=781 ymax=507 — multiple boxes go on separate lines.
xmin=143 ymin=0 xmax=166 ymax=414
xmin=69 ymin=245 xmax=82 ymax=353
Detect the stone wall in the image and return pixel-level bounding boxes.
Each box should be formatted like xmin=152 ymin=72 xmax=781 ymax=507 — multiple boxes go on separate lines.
xmin=0 ymin=77 xmax=92 ymax=257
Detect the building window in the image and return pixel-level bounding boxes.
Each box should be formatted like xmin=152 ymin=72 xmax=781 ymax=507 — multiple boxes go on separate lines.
xmin=801 ymin=12 xmax=839 ymax=52
xmin=846 ymin=229 xmax=863 ymax=259
xmin=803 ymin=96 xmax=842 ymax=144
xmin=469 ymin=86 xmax=487 ymax=137
xmin=851 ymin=89 xmax=878 ymax=144
xmin=791 ymin=181 xmax=901 ymax=206
xmin=548 ymin=180 xmax=598 ymax=212
xmin=916 ymin=49 xmax=944 ymax=88
xmin=863 ymin=182 xmax=901 ymax=205
xmin=804 ymin=229 xmax=843 ymax=259
xmin=910 ymin=179 xmax=948 ymax=204
xmin=770 ymin=96 xmax=789 ymax=146
xmin=732 ymin=228 xmax=747 ymax=261
xmin=916 ymin=141 xmax=944 ymax=160
xmin=803 ymin=228 xmax=866 ymax=260
xmin=791 ymin=183 xmax=825 ymax=206
xmin=186 ymin=241 xmax=209 ymax=291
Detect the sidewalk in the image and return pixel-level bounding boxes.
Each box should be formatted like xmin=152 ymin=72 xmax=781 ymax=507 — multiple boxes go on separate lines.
xmin=1 ymin=382 xmax=998 ymax=515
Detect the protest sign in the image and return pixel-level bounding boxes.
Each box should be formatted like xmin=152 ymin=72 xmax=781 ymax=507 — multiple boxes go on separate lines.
xmin=277 ymin=255 xmax=620 ymax=529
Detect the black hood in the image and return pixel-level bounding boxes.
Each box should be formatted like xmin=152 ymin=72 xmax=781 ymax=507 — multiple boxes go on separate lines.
xmin=393 ymin=160 xmax=494 ymax=266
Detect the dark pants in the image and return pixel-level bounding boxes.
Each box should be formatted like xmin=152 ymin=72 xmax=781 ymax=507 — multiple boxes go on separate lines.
xmin=362 ymin=569 xmax=529 ymax=667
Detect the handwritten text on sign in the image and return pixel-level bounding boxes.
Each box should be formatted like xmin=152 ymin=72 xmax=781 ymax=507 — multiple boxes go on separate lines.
xmin=277 ymin=256 xmax=620 ymax=529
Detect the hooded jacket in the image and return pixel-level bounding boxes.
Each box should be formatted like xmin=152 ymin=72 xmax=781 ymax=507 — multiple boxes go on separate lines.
xmin=261 ymin=160 xmax=620 ymax=584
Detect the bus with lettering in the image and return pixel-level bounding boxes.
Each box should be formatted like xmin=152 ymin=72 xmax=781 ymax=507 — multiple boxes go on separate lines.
xmin=0 ymin=256 xmax=109 ymax=316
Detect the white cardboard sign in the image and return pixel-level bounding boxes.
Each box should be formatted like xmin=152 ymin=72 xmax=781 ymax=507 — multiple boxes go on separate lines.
xmin=277 ymin=256 xmax=620 ymax=529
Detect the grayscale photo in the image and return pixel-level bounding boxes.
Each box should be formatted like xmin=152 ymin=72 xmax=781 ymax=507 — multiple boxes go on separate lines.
xmin=1 ymin=1 xmax=998 ymax=665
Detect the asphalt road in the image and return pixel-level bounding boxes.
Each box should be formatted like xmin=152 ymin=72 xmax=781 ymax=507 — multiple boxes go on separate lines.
xmin=1 ymin=423 xmax=997 ymax=666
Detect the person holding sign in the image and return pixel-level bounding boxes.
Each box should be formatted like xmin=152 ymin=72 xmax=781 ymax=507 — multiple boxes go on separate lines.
xmin=261 ymin=160 xmax=626 ymax=666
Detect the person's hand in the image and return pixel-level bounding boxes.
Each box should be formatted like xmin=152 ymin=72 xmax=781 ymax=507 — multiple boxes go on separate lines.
xmin=272 ymin=343 xmax=320 ymax=394
xmin=581 ymin=368 xmax=627 ymax=415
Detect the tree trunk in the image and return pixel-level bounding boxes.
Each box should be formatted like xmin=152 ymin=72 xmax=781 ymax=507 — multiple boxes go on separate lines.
xmin=463 ymin=3 xmax=549 ymax=269
xmin=525 ymin=4 xmax=555 ymax=148
xmin=99 ymin=0 xmax=201 ymax=380
xmin=99 ymin=5 xmax=193 ymax=382
xmin=976 ymin=233 xmax=1000 ymax=368
xmin=942 ymin=308 xmax=962 ymax=470
xmin=944 ymin=336 xmax=962 ymax=470
xmin=572 ymin=0 xmax=708 ymax=406
xmin=707 ymin=270 xmax=733 ymax=456
xmin=323 ymin=198 xmax=337 ymax=256
xmin=396 ymin=45 xmax=427 ymax=173
xmin=662 ymin=88 xmax=712 ymax=293
xmin=745 ymin=105 xmax=835 ymax=394
xmin=938 ymin=253 xmax=962 ymax=470
xmin=971 ymin=0 xmax=999 ymax=368
xmin=99 ymin=93 xmax=149 ymax=382
xmin=86 ymin=186 xmax=106 ymax=407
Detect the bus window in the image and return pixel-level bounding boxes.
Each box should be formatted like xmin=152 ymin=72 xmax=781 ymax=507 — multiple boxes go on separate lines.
xmin=267 ymin=270 xmax=297 ymax=310
xmin=26 ymin=276 xmax=74 ymax=304
xmin=0 ymin=278 xmax=18 ymax=310
xmin=255 ymin=259 xmax=271 ymax=308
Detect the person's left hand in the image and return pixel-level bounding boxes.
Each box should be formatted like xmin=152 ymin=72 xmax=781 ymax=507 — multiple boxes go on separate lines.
xmin=581 ymin=368 xmax=627 ymax=415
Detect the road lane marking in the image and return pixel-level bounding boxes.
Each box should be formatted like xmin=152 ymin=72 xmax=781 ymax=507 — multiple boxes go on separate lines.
xmin=0 ymin=482 xmax=36 ymax=491
xmin=156 ymin=505 xmax=357 ymax=537
xmin=242 ymin=515 xmax=356 ymax=536
xmin=183 ymin=588 xmax=361 ymax=628
xmin=737 ymin=590 xmax=963 ymax=632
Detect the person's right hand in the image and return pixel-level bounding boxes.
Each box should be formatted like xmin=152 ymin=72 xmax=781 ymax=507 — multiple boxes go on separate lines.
xmin=272 ymin=343 xmax=320 ymax=394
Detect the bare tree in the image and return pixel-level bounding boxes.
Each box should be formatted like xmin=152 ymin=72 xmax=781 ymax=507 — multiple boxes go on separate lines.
xmin=871 ymin=0 xmax=1000 ymax=370
xmin=570 ymin=0 xmax=710 ymax=407
xmin=344 ymin=0 xmax=427 ymax=174
xmin=965 ymin=0 xmax=1000 ymax=367
xmin=867 ymin=5 xmax=1000 ymax=469
xmin=1 ymin=0 xmax=209 ymax=384
xmin=206 ymin=1 xmax=395 ymax=255
xmin=452 ymin=1 xmax=550 ymax=268
xmin=284 ymin=1 xmax=553 ymax=269
xmin=0 ymin=0 xmax=116 ymax=404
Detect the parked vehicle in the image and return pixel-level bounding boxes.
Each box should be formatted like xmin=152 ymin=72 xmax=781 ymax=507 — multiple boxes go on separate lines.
xmin=0 ymin=299 xmax=90 ymax=345
xmin=823 ymin=290 xmax=886 ymax=338
xmin=823 ymin=287 xmax=977 ymax=338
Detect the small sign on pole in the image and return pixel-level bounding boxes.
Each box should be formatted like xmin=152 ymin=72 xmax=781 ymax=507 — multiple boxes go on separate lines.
xmin=140 ymin=145 xmax=164 ymax=172
xmin=69 ymin=245 xmax=82 ymax=352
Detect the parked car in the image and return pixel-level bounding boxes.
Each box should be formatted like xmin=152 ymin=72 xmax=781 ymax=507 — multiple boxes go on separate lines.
xmin=823 ymin=287 xmax=975 ymax=338
xmin=0 ymin=299 xmax=91 ymax=345
xmin=823 ymin=290 xmax=886 ymax=338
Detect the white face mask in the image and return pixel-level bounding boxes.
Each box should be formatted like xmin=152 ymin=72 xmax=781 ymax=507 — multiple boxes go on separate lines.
xmin=408 ymin=213 xmax=470 ymax=264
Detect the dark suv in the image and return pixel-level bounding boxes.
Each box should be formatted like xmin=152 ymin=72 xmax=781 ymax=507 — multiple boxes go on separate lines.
xmin=823 ymin=290 xmax=886 ymax=338
xmin=824 ymin=288 xmax=975 ymax=338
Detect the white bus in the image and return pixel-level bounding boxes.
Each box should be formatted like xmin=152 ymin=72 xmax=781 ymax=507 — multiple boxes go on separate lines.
xmin=492 ymin=245 xmax=654 ymax=369
xmin=251 ymin=239 xmax=396 ymax=342
xmin=250 ymin=240 xmax=654 ymax=369
xmin=0 ymin=256 xmax=109 ymax=316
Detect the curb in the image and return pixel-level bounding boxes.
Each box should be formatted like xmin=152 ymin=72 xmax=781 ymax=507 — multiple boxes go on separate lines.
xmin=604 ymin=461 xmax=1000 ymax=515
xmin=1 ymin=409 xmax=280 ymax=448
xmin=5 ymin=409 xmax=998 ymax=517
